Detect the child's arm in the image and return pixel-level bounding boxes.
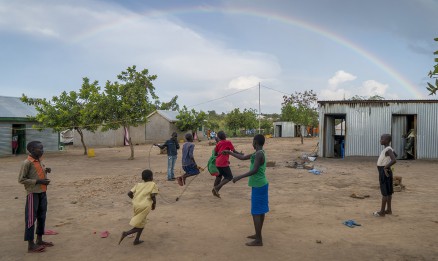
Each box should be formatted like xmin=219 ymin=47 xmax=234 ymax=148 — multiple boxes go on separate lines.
xmin=18 ymin=162 xmax=50 ymax=185
xmin=223 ymin=150 xmax=251 ymax=160
xmin=385 ymin=149 xmax=397 ymax=171
xmin=233 ymin=151 xmax=265 ymax=183
xmin=151 ymin=193 xmax=157 ymax=210
xmin=127 ymin=191 xmax=134 ymax=199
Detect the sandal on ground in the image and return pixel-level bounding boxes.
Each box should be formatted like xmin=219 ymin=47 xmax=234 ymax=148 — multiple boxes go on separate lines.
xmin=373 ymin=211 xmax=385 ymax=217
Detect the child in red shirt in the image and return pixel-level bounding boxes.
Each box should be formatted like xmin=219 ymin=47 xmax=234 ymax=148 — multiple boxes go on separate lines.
xmin=212 ymin=131 xmax=241 ymax=198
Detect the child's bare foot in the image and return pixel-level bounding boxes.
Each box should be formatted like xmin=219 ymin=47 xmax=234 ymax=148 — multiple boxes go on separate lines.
xmin=36 ymin=240 xmax=54 ymax=247
xmin=212 ymin=188 xmax=221 ymax=198
xmin=384 ymin=210 xmax=392 ymax=215
xmin=28 ymin=245 xmax=45 ymax=253
xmin=247 ymin=235 xmax=257 ymax=239
xmin=245 ymin=240 xmax=263 ymax=246
xmin=133 ymin=240 xmax=144 ymax=245
xmin=118 ymin=232 xmax=128 ymax=245
xmin=373 ymin=211 xmax=385 ymax=217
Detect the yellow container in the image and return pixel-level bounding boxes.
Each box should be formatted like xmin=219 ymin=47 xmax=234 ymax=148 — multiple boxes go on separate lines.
xmin=88 ymin=148 xmax=95 ymax=157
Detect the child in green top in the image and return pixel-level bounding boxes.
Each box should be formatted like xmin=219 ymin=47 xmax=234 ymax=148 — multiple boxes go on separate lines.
xmin=223 ymin=134 xmax=268 ymax=246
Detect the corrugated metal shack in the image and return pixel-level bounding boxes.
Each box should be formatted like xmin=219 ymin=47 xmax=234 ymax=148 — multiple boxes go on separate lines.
xmin=318 ymin=100 xmax=438 ymax=159
xmin=0 ymin=96 xmax=59 ymax=156
xmin=273 ymin=122 xmax=296 ymax=137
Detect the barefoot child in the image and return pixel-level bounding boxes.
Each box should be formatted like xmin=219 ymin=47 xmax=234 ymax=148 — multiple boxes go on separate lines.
xmin=373 ymin=134 xmax=397 ymax=217
xmin=224 ymin=134 xmax=268 ymax=246
xmin=212 ymin=131 xmax=240 ymax=198
xmin=119 ymin=169 xmax=158 ymax=245
xmin=18 ymin=141 xmax=53 ymax=253
xmin=177 ymin=133 xmax=201 ymax=186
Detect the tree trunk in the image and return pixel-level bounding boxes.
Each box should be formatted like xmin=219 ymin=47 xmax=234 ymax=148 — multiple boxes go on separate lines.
xmin=300 ymin=126 xmax=304 ymax=145
xmin=127 ymin=126 xmax=134 ymax=160
xmin=76 ymin=128 xmax=87 ymax=155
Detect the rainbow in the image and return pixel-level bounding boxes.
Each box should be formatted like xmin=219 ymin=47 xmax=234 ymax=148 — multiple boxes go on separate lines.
xmin=73 ymin=5 xmax=426 ymax=99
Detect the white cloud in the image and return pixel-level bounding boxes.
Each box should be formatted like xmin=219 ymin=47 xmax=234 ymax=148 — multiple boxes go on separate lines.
xmin=328 ymin=70 xmax=357 ymax=88
xmin=360 ymin=80 xmax=388 ymax=97
xmin=228 ymin=76 xmax=261 ymax=90
xmin=0 ymin=0 xmax=282 ymax=112
xmin=320 ymin=71 xmax=399 ymax=100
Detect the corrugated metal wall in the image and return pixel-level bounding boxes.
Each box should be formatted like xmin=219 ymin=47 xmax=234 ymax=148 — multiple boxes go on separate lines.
xmin=273 ymin=122 xmax=295 ymax=137
xmin=26 ymin=124 xmax=59 ymax=151
xmin=391 ymin=116 xmax=407 ymax=159
xmin=0 ymin=123 xmax=11 ymax=156
xmin=318 ymin=102 xmax=438 ymax=159
xmin=0 ymin=122 xmax=59 ymax=156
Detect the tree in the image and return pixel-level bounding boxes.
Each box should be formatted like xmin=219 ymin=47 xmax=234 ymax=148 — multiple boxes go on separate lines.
xmin=426 ymin=38 xmax=438 ymax=95
xmin=224 ymin=108 xmax=257 ymax=136
xmin=100 ymin=65 xmax=158 ymax=160
xmin=21 ymin=77 xmax=102 ymax=155
xmin=281 ymin=90 xmax=318 ymax=144
xmin=350 ymin=94 xmax=385 ymax=100
xmin=155 ymin=95 xmax=180 ymax=110
xmin=175 ymin=106 xmax=206 ymax=139
xmin=225 ymin=108 xmax=242 ymax=136
xmin=260 ymin=118 xmax=273 ymax=134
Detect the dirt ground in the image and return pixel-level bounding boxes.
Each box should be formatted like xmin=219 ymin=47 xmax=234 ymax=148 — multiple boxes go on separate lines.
xmin=1 ymin=137 xmax=437 ymax=261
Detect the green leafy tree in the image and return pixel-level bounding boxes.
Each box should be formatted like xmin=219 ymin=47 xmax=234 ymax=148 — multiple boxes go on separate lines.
xmin=427 ymin=38 xmax=438 ymax=95
xmin=100 ymin=65 xmax=158 ymax=160
xmin=260 ymin=118 xmax=273 ymax=134
xmin=350 ymin=94 xmax=385 ymax=100
xmin=175 ymin=106 xmax=207 ymax=140
xmin=224 ymin=108 xmax=257 ymax=136
xmin=155 ymin=95 xmax=180 ymax=110
xmin=281 ymin=90 xmax=318 ymax=144
xmin=225 ymin=108 xmax=242 ymax=136
xmin=242 ymin=108 xmax=258 ymax=130
xmin=21 ymin=77 xmax=102 ymax=155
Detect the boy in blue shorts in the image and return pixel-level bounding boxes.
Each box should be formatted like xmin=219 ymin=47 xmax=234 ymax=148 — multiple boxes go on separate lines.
xmin=177 ymin=133 xmax=200 ymax=186
xmin=223 ymin=134 xmax=268 ymax=246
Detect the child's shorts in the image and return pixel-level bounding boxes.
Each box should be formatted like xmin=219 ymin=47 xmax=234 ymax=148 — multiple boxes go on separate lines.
xmin=217 ymin=166 xmax=233 ymax=181
xmin=377 ymin=166 xmax=393 ymax=196
xmin=183 ymin=164 xmax=200 ymax=176
xmin=251 ymin=183 xmax=269 ymax=215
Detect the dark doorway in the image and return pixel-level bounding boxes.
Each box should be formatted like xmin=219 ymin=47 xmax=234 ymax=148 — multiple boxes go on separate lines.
xmin=12 ymin=124 xmax=26 ymax=154
xmin=391 ymin=115 xmax=417 ymax=159
xmin=275 ymin=125 xmax=282 ymax=137
xmin=323 ymin=114 xmax=346 ymax=158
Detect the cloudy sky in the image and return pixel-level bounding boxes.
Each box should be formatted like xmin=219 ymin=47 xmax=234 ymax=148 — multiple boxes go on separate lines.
xmin=0 ymin=0 xmax=436 ymax=113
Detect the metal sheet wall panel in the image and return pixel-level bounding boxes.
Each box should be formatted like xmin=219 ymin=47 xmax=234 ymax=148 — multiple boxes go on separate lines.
xmin=391 ymin=116 xmax=407 ymax=159
xmin=26 ymin=125 xmax=59 ymax=152
xmin=318 ymin=101 xmax=438 ymax=159
xmin=0 ymin=123 xmax=11 ymax=156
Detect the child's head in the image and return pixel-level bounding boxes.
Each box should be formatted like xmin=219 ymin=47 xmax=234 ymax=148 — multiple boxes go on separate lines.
xmin=27 ymin=141 xmax=44 ymax=159
xmin=380 ymin=134 xmax=391 ymax=146
xmin=185 ymin=133 xmax=193 ymax=142
xmin=142 ymin=169 xmax=153 ymax=181
xmin=253 ymin=134 xmax=265 ymax=148
xmin=217 ymin=131 xmax=226 ymax=140
xmin=171 ymin=132 xmax=178 ymax=139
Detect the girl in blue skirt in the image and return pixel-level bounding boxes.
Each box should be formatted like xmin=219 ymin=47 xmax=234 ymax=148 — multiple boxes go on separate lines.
xmin=223 ymin=134 xmax=268 ymax=246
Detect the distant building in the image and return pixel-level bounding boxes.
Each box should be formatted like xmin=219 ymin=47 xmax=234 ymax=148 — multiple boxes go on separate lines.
xmin=146 ymin=110 xmax=204 ymax=142
xmin=273 ymin=122 xmax=296 ymax=137
xmin=0 ymin=96 xmax=59 ymax=156
xmin=318 ymin=100 xmax=438 ymax=159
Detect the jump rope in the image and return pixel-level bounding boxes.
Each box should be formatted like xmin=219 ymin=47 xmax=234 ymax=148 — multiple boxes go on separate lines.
xmin=147 ymin=143 xmax=207 ymax=204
